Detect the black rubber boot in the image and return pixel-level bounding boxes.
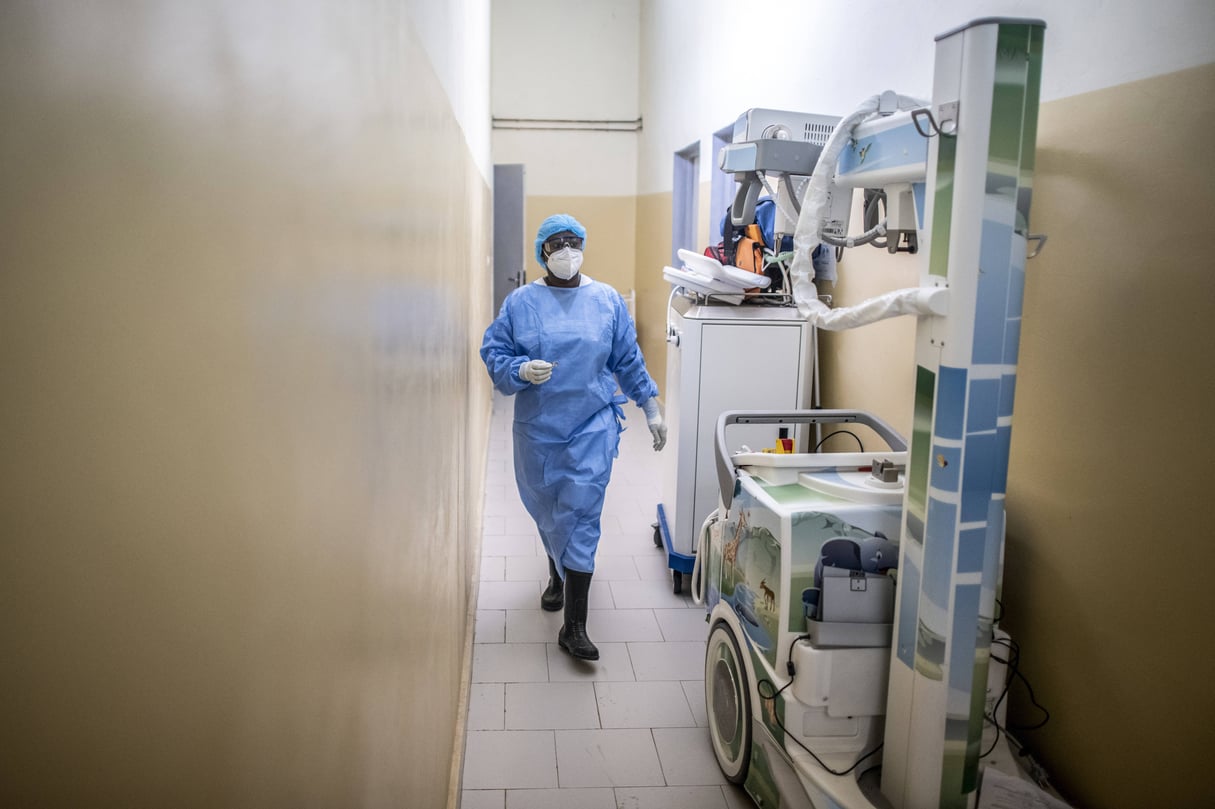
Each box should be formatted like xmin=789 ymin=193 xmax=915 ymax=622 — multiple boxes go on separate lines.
xmin=540 ymin=557 xmax=564 ymax=612
xmin=557 ymin=569 xmax=599 ymax=661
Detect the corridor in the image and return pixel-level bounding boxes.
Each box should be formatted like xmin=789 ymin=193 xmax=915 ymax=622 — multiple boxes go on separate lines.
xmin=460 ymin=394 xmax=749 ymax=809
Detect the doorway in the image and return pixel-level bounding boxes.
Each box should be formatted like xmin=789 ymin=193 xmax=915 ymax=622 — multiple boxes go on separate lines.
xmin=671 ymin=142 xmax=699 ymax=265
xmin=492 ymin=164 xmax=526 ymax=316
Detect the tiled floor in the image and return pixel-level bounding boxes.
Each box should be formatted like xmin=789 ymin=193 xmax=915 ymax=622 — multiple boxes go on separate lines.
xmin=462 ymin=394 xmax=752 ymax=809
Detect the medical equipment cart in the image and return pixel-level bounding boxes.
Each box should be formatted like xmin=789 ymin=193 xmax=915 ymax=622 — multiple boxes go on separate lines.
xmin=656 ymin=296 xmax=815 ymax=593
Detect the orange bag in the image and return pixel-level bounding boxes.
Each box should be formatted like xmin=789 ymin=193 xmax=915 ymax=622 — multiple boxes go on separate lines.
xmin=707 ymin=223 xmax=769 ymax=293
xmin=733 ymin=224 xmax=767 ymax=292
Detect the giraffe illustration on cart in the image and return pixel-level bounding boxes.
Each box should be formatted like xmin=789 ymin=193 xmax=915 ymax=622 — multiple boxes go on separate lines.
xmin=723 ymin=509 xmax=748 ymax=575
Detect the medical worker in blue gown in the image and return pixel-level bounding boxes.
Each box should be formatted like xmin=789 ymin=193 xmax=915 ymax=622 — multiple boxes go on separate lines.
xmin=480 ymin=214 xmax=666 ymax=661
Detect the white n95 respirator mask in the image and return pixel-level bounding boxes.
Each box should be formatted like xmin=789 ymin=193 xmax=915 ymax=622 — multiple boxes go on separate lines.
xmin=546 ymin=247 xmax=583 ymax=280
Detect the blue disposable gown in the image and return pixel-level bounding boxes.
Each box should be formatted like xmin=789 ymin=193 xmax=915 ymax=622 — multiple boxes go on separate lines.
xmin=480 ymin=277 xmax=658 ymax=577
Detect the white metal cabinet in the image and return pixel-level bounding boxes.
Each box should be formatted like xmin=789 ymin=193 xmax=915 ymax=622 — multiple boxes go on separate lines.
xmin=657 ymin=298 xmax=814 ymax=591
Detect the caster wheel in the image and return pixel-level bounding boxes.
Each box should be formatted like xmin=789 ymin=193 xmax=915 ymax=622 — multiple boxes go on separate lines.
xmin=705 ymin=621 xmax=751 ymax=784
xmin=653 ymin=523 xmax=662 ymax=548
xmin=672 ymin=570 xmax=683 ymax=595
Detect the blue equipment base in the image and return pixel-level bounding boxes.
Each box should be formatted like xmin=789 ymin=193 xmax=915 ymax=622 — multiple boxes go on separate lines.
xmin=654 ymin=503 xmax=695 ymax=595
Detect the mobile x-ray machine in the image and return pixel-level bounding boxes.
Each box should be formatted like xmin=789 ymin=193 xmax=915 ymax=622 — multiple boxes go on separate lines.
xmin=696 ymin=17 xmax=1050 ymax=809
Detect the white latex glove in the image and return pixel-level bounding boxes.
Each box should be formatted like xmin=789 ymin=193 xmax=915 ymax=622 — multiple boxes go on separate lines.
xmin=518 ymin=359 xmax=553 ymax=385
xmin=641 ymin=398 xmax=667 ymax=452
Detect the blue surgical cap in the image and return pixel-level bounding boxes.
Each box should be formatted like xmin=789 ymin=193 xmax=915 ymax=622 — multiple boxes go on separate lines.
xmin=534 ymin=214 xmax=587 ymax=267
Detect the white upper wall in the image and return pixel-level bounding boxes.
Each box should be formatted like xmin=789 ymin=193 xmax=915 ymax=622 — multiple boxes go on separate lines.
xmin=492 ymin=0 xmax=639 ymax=120
xmin=407 ymin=0 xmax=493 ymax=183
xmin=493 ymin=129 xmax=640 ymax=197
xmin=638 ymin=0 xmax=1215 ymax=193
xmin=491 ymin=0 xmax=641 ymax=196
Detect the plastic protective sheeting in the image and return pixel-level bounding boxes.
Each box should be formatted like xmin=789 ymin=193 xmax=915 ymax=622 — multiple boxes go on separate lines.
xmin=789 ymin=92 xmax=927 ymax=316
xmin=801 ymin=287 xmax=948 ymax=331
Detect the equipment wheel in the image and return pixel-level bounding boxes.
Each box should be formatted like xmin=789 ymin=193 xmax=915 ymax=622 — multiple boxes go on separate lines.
xmin=652 ymin=523 xmax=662 ymax=548
xmin=705 ymin=620 xmax=752 ymax=784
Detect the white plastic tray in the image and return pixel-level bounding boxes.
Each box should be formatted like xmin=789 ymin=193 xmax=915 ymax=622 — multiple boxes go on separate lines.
xmin=678 ymin=248 xmax=771 ymax=289
xmin=662 ymin=266 xmax=744 ymax=304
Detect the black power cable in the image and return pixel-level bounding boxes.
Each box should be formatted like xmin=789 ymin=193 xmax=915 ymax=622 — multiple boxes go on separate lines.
xmin=980 ymin=635 xmax=1051 ymax=759
xmin=812 ymin=430 xmax=863 ymax=452
xmin=754 ymin=634 xmax=884 ymax=778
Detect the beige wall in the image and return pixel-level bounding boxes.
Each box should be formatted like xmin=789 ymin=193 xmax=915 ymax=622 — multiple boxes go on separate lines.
xmin=633 ymin=193 xmax=675 ymax=393
xmin=522 ymin=195 xmax=639 ymax=296
xmin=0 ymin=3 xmax=491 ymax=808
xmin=817 ymin=210 xmax=921 ymax=443
xmin=998 ymin=64 xmax=1215 ymax=809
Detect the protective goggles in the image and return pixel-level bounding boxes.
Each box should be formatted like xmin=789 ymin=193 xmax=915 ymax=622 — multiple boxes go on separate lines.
xmin=543 ymin=235 xmax=584 ymax=253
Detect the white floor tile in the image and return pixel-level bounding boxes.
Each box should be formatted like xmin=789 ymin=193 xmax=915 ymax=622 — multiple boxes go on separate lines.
xmin=654 ymin=609 xmax=710 ymax=642
xmin=505 ymin=682 xmax=601 ymax=730
xmin=681 ymin=680 xmax=707 ymax=728
xmin=475 ymin=611 xmax=505 ymax=644
xmin=463 ymin=730 xmax=557 ymax=790
xmin=504 ymin=514 xmax=537 ymax=534
xmin=594 ymin=681 xmax=695 ymax=729
xmin=633 ymin=553 xmax=675 ymax=581
xmin=596 ymin=529 xmax=661 ymax=557
xmin=589 ymin=555 xmax=640 ymax=580
xmin=609 ymin=462 xmax=665 ymax=488
xmin=652 ymin=727 xmax=727 ymax=786
xmin=472 ymin=643 xmax=550 ymax=683
xmin=506 ymin=788 xmax=615 ymax=809
xmin=484 ymin=498 xmax=532 ymax=519
xmin=481 ymin=479 xmax=517 ymax=500
xmin=461 ymin=789 xmax=505 ymax=809
xmin=468 ymin=683 xmax=504 ymax=731
xmin=505 ymin=609 xmax=564 ymax=644
xmin=506 ymin=554 xmax=551 ymax=581
xmin=617 ymin=468 xmax=665 ymax=488
xmin=585 ymin=609 xmax=663 ymax=643
xmin=612 ymin=786 xmax=729 ymax=809
xmin=547 ymin=642 xmax=636 ymax=682
xmin=480 ymin=580 xmax=544 ymax=611
xmin=587 ymin=579 xmax=616 ymax=609
xmin=609 ymin=581 xmax=693 ymax=610
xmin=466 ymin=393 xmax=732 ymax=802
xmin=627 ymin=642 xmax=706 ymax=682
xmin=490 ymin=477 xmax=519 ymax=494
xmin=604 ymin=482 xmax=653 ymax=502
xmin=600 ymin=505 xmax=645 ymax=528
xmin=616 ymin=509 xmax=660 ymax=535
xmin=605 ymin=477 xmax=651 ymax=497
xmin=479 ymin=556 xmax=506 ymax=582
xmin=483 ymin=534 xmax=541 ymax=557
xmin=554 ymin=729 xmax=664 ymax=788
